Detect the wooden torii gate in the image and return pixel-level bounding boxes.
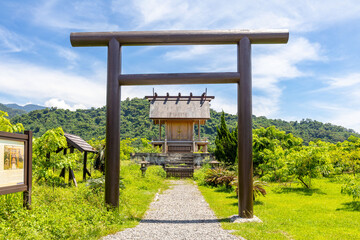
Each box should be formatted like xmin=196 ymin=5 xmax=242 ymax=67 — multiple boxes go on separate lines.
xmin=70 ymin=29 xmax=289 ymax=218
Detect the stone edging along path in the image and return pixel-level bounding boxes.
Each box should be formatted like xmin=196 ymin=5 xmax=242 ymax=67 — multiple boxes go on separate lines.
xmin=103 ymin=180 xmax=244 ymax=240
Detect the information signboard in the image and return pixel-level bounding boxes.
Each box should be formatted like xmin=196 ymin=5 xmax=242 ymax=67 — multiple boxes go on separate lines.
xmin=0 ymin=131 xmax=32 ymax=208
xmin=0 ymin=139 xmax=25 ymax=187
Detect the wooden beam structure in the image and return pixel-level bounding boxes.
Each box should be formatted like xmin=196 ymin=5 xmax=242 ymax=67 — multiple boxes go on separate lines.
xmin=119 ymin=72 xmax=239 ymax=85
xmin=70 ymin=29 xmax=288 ymax=46
xmin=105 ymin=38 xmax=121 ymax=207
xmin=70 ymin=29 xmax=289 ymax=218
xmin=237 ymin=37 xmax=253 ymax=218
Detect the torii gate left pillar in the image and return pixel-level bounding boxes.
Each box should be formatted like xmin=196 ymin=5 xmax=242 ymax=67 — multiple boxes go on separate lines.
xmin=105 ymin=38 xmax=121 ymax=206
xmin=70 ymin=29 xmax=289 ymax=218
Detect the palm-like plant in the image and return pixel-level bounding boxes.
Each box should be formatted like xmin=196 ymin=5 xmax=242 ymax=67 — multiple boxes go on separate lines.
xmin=204 ymin=167 xmax=236 ymax=188
xmin=231 ymin=177 xmax=268 ymax=200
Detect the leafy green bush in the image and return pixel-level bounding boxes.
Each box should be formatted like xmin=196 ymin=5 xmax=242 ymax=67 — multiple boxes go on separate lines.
xmin=259 ymin=146 xmax=291 ymax=182
xmin=253 ymin=179 xmax=268 ymax=200
xmin=0 ymin=110 xmax=24 ymax=133
xmin=32 ymin=127 xmax=79 ymax=186
xmin=86 ymin=176 xmax=125 ymax=194
xmin=288 ymin=141 xmax=332 ymax=188
xmin=204 ymin=167 xmax=236 ymax=188
xmin=253 ymin=126 xmax=302 ymax=172
xmin=341 ymin=176 xmax=360 ymax=200
xmin=193 ymin=164 xmax=211 ymax=185
xmin=146 ymin=165 xmax=166 ymax=178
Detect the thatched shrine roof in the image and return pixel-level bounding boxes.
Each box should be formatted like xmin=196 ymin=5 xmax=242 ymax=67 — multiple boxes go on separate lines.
xmin=145 ymin=93 xmax=214 ymax=120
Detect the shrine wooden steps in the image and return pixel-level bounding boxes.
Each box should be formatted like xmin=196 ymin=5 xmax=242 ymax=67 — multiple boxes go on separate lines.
xmin=165 ymin=154 xmax=194 ymax=178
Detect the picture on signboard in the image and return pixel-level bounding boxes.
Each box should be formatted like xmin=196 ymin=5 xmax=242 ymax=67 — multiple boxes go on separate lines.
xmin=4 ymin=145 xmax=24 ymax=170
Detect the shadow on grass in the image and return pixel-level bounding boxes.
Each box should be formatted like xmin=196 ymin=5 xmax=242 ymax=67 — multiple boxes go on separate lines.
xmin=336 ymin=201 xmax=360 ymax=212
xmin=214 ymin=186 xmax=234 ymax=193
xmin=272 ymin=187 xmax=326 ymax=196
xmin=140 ymin=218 xmax=232 ymax=224
xmin=226 ymin=195 xmax=238 ymax=199
xmin=254 ymin=200 xmax=264 ymax=205
xmin=231 ymin=200 xmax=264 ymax=206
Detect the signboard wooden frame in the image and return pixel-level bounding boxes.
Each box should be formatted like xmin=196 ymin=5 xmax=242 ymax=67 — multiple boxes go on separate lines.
xmin=0 ymin=131 xmax=32 ymax=209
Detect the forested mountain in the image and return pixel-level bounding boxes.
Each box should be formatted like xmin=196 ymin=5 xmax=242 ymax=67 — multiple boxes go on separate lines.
xmin=0 ymin=103 xmax=45 ymax=118
xmin=5 ymin=103 xmax=45 ymax=112
xmin=10 ymin=98 xmax=360 ymax=144
xmin=0 ymin=103 xmax=27 ymax=118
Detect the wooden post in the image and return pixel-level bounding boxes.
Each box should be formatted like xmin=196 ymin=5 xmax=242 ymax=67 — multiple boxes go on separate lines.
xmin=164 ymin=121 xmax=167 ymax=153
xmin=159 ymin=120 xmax=161 ymax=140
xmin=23 ymin=131 xmax=32 ymax=209
xmin=83 ymin=151 xmax=88 ymax=181
xmin=68 ymin=147 xmax=77 ymax=186
xmin=68 ymin=167 xmax=78 ymax=187
xmin=105 ymin=38 xmax=121 ymax=207
xmin=237 ymin=37 xmax=253 ymax=218
xmin=198 ymin=120 xmax=200 ymax=141
xmin=60 ymin=148 xmax=67 ymax=178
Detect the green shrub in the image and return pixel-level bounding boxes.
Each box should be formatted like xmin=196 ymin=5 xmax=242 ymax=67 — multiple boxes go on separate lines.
xmin=204 ymin=167 xmax=236 ymax=188
xmin=32 ymin=127 xmax=78 ymax=186
xmin=146 ymin=165 xmax=166 ymax=178
xmin=0 ymin=110 xmax=24 ymax=133
xmin=231 ymin=177 xmax=268 ymax=200
xmin=341 ymin=176 xmax=360 ymax=200
xmin=193 ymin=164 xmax=211 ymax=185
xmin=86 ymin=176 xmax=125 ymax=194
xmin=253 ymin=179 xmax=268 ymax=200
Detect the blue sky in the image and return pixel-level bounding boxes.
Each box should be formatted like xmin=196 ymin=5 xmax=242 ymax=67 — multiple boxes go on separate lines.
xmin=1 ymin=1 xmax=360 ymax=131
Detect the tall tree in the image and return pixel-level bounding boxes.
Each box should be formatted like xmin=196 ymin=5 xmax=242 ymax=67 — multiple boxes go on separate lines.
xmin=214 ymin=111 xmax=237 ymax=166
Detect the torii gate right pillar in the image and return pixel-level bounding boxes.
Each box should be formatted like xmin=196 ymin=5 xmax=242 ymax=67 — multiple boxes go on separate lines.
xmin=238 ymin=37 xmax=253 ymax=218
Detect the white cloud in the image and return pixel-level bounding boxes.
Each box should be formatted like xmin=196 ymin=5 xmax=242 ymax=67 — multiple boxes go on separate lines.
xmin=121 ymin=85 xmax=211 ymax=100
xmin=45 ymin=98 xmax=86 ymax=110
xmin=113 ymin=0 xmax=360 ymax=32
xmin=54 ymin=47 xmax=79 ymax=65
xmin=253 ymin=38 xmax=322 ymax=79
xmin=159 ymin=37 xmax=322 ymax=118
xmin=250 ymin=37 xmax=322 ymax=117
xmin=30 ymin=0 xmax=119 ymax=31
xmin=0 ymin=26 xmax=33 ymax=53
xmin=253 ymin=95 xmax=280 ymax=117
xmin=209 ymin=95 xmax=237 ymax=115
xmin=164 ymin=45 xmax=223 ymax=61
xmin=327 ymin=73 xmax=360 ymax=88
xmin=311 ymin=102 xmax=360 ymax=132
xmin=0 ymin=59 xmax=106 ymax=109
xmin=308 ymin=72 xmax=360 ymax=132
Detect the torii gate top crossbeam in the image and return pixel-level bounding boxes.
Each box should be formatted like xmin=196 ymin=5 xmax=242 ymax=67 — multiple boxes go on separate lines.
xmin=70 ymin=29 xmax=289 ymax=47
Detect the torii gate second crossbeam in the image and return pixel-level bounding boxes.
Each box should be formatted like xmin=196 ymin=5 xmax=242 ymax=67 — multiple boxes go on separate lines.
xmin=70 ymin=29 xmax=289 ymax=218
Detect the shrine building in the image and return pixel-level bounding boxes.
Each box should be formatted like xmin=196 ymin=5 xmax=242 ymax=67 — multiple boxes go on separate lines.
xmin=145 ymin=91 xmax=214 ymax=153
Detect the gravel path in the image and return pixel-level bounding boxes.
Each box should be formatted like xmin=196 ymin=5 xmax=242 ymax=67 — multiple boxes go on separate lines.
xmin=103 ymin=180 xmax=242 ymax=240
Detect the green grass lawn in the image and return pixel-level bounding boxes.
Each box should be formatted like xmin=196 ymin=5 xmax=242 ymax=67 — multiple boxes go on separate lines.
xmin=198 ymin=178 xmax=360 ymax=240
xmin=0 ymin=162 xmax=168 ymax=240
